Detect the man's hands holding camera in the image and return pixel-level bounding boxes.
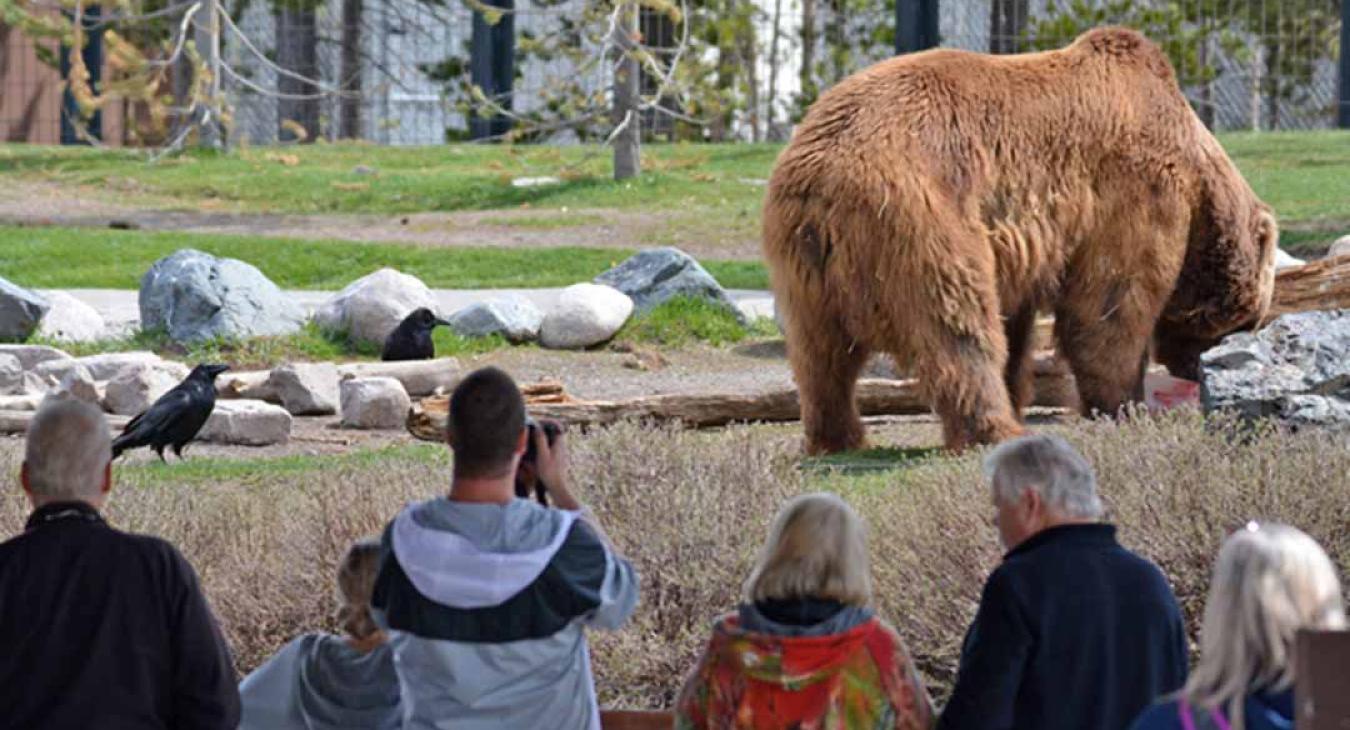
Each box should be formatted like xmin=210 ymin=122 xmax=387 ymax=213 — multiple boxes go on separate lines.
xmin=516 ymin=418 xmax=580 ymax=511
xmin=532 ymin=420 xmax=579 ymax=510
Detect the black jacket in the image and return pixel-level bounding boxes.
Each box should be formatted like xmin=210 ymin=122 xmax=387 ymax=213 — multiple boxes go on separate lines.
xmin=0 ymin=501 xmax=240 ymax=729
xmin=938 ymin=524 xmax=1188 ymax=730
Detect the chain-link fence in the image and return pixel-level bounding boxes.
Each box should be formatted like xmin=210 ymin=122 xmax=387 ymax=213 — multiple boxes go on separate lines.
xmin=1 ymin=0 xmax=1344 ymax=146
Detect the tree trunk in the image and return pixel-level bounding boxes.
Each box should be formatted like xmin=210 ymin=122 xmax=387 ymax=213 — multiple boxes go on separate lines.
xmin=339 ymin=0 xmax=363 ymax=139
xmin=798 ymin=0 xmax=816 ymax=113
xmin=825 ymin=0 xmax=845 ymax=83
xmin=739 ymin=13 xmax=760 ymax=142
xmin=196 ymin=0 xmax=223 ymax=148
xmin=765 ymin=0 xmax=783 ymax=139
xmin=988 ymin=0 xmax=1028 ymax=54
xmin=612 ymin=0 xmax=640 ymax=179
xmin=276 ymin=3 xmax=320 ymax=143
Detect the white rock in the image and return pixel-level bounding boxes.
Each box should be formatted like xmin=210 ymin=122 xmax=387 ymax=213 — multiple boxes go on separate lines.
xmin=35 ymin=291 xmax=107 ymax=342
xmin=735 ymin=296 xmax=776 ymax=322
xmin=1274 ymin=249 xmax=1305 ymax=271
xmin=337 ymin=357 xmax=460 ymax=397
xmin=267 ymin=362 xmax=340 ymax=416
xmin=1329 ymin=234 xmax=1350 ymax=260
xmin=199 ymin=400 xmax=293 ymax=446
xmin=55 ymin=364 xmax=99 ymax=404
xmin=340 ymin=377 xmax=411 ymax=429
xmin=313 ymin=268 xmax=437 ymax=347
xmin=0 ymin=353 xmax=22 ymax=394
xmin=217 ymin=370 xmax=277 ymax=401
xmin=33 ymin=358 xmax=80 ymax=387
xmin=102 ymin=364 xmax=182 ymax=416
xmin=511 ymin=176 xmax=561 ymax=188
xmin=0 ymin=393 xmax=43 ymax=411
xmin=539 ymin=284 xmax=634 ymax=350
xmin=0 ymin=344 xmax=72 ymax=371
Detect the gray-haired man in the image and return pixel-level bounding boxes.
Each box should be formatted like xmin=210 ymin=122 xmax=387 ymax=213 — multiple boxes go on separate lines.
xmin=937 ymin=434 xmax=1188 ymax=730
xmin=0 ymin=396 xmax=240 ymax=729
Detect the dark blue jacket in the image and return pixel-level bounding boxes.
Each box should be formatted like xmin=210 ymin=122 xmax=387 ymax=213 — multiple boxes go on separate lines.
xmin=1129 ymin=691 xmax=1295 ymax=730
xmin=938 ymin=524 xmax=1188 ymax=730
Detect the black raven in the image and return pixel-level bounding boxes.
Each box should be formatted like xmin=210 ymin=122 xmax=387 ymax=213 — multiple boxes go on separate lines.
xmin=112 ymin=363 xmax=229 ymax=462
xmin=382 ymin=307 xmax=449 ymax=361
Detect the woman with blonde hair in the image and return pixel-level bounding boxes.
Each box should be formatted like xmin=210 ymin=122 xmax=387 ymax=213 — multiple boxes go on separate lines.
xmin=674 ymin=492 xmax=933 ymax=729
xmin=238 ymin=537 xmax=401 ymax=729
xmin=1130 ymin=522 xmax=1346 ymax=730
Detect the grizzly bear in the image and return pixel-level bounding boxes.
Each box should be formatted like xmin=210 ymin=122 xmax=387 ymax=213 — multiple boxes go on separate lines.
xmin=764 ymin=27 xmax=1278 ymax=454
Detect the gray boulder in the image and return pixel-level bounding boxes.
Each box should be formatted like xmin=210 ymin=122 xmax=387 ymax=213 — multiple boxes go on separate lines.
xmin=0 ymin=277 xmax=50 ymax=341
xmin=539 ymin=284 xmax=634 ymax=350
xmin=340 ymin=376 xmax=411 ymax=429
xmin=0 ymin=344 xmax=72 ymax=371
xmin=595 ymin=247 xmax=746 ymax=323
xmin=447 ymin=297 xmax=544 ymax=343
xmin=1273 ymin=249 xmax=1305 ymax=271
xmin=1200 ymin=309 xmax=1350 ymax=429
xmin=267 ymin=362 xmax=340 ymax=416
xmin=312 ymin=268 xmax=437 ymax=347
xmin=199 ymin=399 xmax=293 ymax=446
xmin=140 ymin=249 xmax=306 ymax=343
xmin=35 ymin=291 xmax=107 ymax=342
xmin=337 ymin=357 xmax=461 ymax=398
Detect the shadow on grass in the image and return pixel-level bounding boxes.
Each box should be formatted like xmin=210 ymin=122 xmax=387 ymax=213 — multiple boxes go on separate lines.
xmin=799 ymin=445 xmax=945 ymax=476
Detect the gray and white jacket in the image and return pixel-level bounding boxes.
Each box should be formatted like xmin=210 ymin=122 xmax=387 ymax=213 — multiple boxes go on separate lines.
xmin=372 ymin=497 xmax=640 ymax=730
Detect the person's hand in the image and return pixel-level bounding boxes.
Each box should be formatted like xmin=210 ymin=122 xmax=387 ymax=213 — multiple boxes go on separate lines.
xmin=533 ymin=421 xmax=579 ymax=510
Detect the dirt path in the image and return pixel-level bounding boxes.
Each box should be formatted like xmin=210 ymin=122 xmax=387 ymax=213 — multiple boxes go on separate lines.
xmin=0 ymin=180 xmax=762 ymax=260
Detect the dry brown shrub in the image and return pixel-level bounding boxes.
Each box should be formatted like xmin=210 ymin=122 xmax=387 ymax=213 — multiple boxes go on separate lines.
xmin=1 ymin=409 xmax=1346 ymax=708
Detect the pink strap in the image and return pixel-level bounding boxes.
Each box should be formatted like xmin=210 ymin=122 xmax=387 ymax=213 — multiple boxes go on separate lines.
xmin=1178 ymin=699 xmax=1231 ymax=730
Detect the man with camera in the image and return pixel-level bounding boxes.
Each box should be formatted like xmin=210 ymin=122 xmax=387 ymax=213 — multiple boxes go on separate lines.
xmin=371 ymin=366 xmax=639 ymax=730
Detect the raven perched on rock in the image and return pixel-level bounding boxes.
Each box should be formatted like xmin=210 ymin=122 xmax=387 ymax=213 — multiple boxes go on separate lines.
xmin=382 ymin=307 xmax=449 ymax=361
xmin=112 ymin=363 xmax=229 ymax=462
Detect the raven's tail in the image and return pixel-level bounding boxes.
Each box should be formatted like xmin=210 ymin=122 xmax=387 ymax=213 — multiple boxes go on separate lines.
xmin=111 ymin=433 xmax=135 ymax=460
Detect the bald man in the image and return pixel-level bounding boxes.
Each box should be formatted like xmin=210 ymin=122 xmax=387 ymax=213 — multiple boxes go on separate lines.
xmin=0 ymin=395 xmax=240 ymax=729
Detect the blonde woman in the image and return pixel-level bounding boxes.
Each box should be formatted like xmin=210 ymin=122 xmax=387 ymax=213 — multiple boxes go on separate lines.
xmin=674 ymin=493 xmax=933 ymax=729
xmin=1129 ymin=523 xmax=1346 ymax=730
xmin=238 ymin=537 xmax=401 ymax=730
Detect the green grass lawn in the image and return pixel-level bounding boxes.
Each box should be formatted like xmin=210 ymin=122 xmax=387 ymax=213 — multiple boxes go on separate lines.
xmin=0 ymin=225 xmax=771 ymax=290
xmin=0 ymin=142 xmax=779 ymax=215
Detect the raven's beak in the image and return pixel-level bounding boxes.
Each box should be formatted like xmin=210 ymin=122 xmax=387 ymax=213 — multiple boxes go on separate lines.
xmin=435 ymin=318 xmax=451 ymax=328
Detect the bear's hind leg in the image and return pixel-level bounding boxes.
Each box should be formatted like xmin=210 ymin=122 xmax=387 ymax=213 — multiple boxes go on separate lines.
xmin=1056 ymin=282 xmax=1159 ymax=419
xmin=786 ymin=311 xmax=871 ymax=455
xmin=1002 ymin=304 xmax=1039 ymax=419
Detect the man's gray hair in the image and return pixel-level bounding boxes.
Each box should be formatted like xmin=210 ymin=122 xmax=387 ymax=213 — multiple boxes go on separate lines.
xmin=983 ymin=434 xmax=1103 ymax=519
xmin=24 ymin=395 xmax=112 ymax=500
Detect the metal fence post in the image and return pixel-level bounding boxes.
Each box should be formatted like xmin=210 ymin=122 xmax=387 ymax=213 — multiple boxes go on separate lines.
xmin=1339 ymin=0 xmax=1349 ymax=128
xmin=470 ymin=0 xmax=514 ymax=140
xmin=895 ymin=0 xmax=939 ymax=55
xmin=59 ymin=4 xmax=103 ymax=144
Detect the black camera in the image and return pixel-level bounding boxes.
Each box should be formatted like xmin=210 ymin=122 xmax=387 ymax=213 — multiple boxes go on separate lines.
xmin=515 ymin=417 xmax=561 ymax=505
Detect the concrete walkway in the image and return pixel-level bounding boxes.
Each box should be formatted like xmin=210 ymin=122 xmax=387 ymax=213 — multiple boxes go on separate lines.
xmin=53 ymin=287 xmax=777 ymax=336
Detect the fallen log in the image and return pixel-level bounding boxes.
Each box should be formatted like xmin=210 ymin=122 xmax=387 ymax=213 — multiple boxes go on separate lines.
xmin=1268 ymin=253 xmax=1350 ymax=319
xmin=407 ymin=357 xmax=1078 ymax=441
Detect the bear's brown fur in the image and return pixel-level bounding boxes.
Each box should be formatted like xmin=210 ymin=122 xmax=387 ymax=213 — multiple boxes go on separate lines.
xmin=764 ymin=27 xmax=1277 ymax=454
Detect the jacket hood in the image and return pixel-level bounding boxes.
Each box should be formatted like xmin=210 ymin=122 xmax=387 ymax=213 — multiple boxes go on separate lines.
xmin=296 ymin=636 xmax=401 ymax=730
xmin=737 ymin=600 xmax=873 ymax=638
xmin=391 ymin=497 xmax=580 ymax=609
xmin=711 ymin=613 xmax=883 ymax=689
